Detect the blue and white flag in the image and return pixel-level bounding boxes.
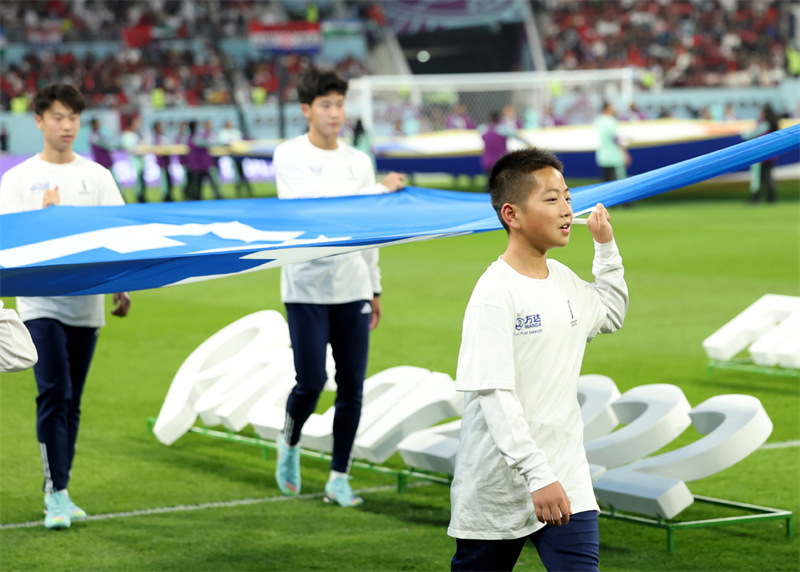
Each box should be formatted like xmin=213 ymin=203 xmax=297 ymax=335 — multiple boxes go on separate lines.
xmin=1 ymin=125 xmax=797 ymax=297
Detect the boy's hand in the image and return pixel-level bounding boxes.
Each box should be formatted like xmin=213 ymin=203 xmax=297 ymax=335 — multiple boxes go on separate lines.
xmin=531 ymin=481 xmax=572 ymax=526
xmin=369 ymin=295 xmax=382 ymax=330
xmin=381 ymin=172 xmax=405 ymax=191
xmin=42 ymin=186 xmax=60 ymax=208
xmin=587 ymin=202 xmax=614 ymax=244
xmin=111 ymin=292 xmax=131 ymax=317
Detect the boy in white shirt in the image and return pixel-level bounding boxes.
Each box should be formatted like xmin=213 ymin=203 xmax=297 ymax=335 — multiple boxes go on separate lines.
xmin=448 ymin=148 xmax=629 ymax=571
xmin=272 ymin=67 xmax=404 ymax=507
xmin=0 ymin=83 xmax=131 ymax=530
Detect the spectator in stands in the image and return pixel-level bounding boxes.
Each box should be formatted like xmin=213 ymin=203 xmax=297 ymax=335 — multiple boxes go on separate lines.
xmin=539 ymin=0 xmax=790 ymax=91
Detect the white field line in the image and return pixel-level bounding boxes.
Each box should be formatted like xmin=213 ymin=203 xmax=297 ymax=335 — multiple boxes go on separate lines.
xmin=0 ymin=482 xmax=424 ymax=531
xmin=759 ymin=439 xmax=800 ymax=450
xmin=2 ymin=441 xmax=798 ymax=531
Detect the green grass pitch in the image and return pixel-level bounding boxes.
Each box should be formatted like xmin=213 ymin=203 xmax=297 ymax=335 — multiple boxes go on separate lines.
xmin=1 ymin=178 xmax=798 ymax=571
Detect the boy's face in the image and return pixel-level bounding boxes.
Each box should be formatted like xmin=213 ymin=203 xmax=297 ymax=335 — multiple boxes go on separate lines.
xmin=302 ymin=90 xmax=346 ymax=141
xmin=35 ymin=100 xmax=80 ymax=154
xmin=511 ymin=166 xmax=573 ymax=251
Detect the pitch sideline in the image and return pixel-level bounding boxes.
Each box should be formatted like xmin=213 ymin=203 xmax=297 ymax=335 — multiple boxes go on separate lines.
xmin=2 ymin=440 xmax=798 ymax=530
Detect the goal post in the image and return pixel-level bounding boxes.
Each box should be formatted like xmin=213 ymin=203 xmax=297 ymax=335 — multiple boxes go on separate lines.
xmin=347 ymin=69 xmax=635 ymax=136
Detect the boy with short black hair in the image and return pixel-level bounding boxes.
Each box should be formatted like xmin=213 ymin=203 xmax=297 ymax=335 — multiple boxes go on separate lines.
xmin=271 ymin=67 xmax=405 ymax=507
xmin=0 ymin=83 xmax=130 ymax=530
xmin=448 ymin=148 xmax=629 ymax=571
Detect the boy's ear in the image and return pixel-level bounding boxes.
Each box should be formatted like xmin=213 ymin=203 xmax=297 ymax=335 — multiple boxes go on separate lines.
xmin=300 ymin=103 xmax=311 ymax=120
xmin=500 ymin=203 xmax=520 ymax=230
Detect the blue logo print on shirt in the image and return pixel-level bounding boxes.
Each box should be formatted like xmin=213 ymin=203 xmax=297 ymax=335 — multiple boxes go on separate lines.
xmin=515 ymin=314 xmax=542 ymax=335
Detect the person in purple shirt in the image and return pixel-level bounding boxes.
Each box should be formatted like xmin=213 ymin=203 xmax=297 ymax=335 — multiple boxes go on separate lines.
xmin=479 ymin=111 xmax=521 ymax=186
xmin=175 ymin=122 xmax=190 ymax=200
xmin=185 ymin=120 xmax=222 ymax=201
xmin=89 ymin=118 xmax=115 ymax=171
xmin=152 ymin=121 xmax=173 ymax=202
xmin=446 ymin=104 xmax=477 ymax=130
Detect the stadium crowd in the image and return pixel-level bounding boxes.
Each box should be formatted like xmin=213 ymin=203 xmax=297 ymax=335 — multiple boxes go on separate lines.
xmin=0 ymin=0 xmax=374 ymax=111
xmin=2 ymin=0 xmax=795 ymax=112
xmin=538 ymin=0 xmax=794 ymax=89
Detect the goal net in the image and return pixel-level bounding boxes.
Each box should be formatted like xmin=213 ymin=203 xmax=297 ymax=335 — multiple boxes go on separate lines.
xmin=347 ymin=69 xmax=635 ymax=137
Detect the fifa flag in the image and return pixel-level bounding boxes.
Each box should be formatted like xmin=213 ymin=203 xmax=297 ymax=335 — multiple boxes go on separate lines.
xmin=0 ymin=125 xmax=797 ymax=298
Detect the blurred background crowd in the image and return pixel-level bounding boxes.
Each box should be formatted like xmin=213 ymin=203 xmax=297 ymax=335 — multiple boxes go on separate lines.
xmin=0 ymin=0 xmax=796 ymax=199
xmin=1 ymin=0 xmax=795 ymax=113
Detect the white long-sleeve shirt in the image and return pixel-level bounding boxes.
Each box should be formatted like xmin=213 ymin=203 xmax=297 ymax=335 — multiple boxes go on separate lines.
xmin=448 ymin=240 xmax=628 ymax=540
xmin=0 ymin=299 xmax=38 ymax=372
xmin=273 ymin=134 xmax=390 ymax=304
xmin=0 ymin=153 xmax=124 ymax=327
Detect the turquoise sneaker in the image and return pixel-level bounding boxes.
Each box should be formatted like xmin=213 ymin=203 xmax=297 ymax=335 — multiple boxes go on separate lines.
xmin=324 ymin=477 xmax=364 ymax=507
xmin=44 ymin=491 xmax=72 ymax=530
xmin=63 ymin=491 xmax=87 ymax=522
xmin=275 ymin=436 xmax=301 ymax=496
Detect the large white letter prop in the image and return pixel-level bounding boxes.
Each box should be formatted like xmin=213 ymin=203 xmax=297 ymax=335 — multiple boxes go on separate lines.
xmin=153 ymin=310 xmax=289 ymax=445
xmin=215 ymin=348 xmax=296 ymax=432
xmin=702 ymin=294 xmax=800 ymax=361
xmin=397 ymin=419 xmax=462 ymax=475
xmin=621 ymin=394 xmax=773 ymax=481
xmin=584 ymin=384 xmax=692 ymax=469
xmin=578 ymin=374 xmax=621 ymax=442
xmin=247 ymin=350 xmax=373 ymax=449
xmin=298 ymin=366 xmax=434 ymax=454
xmin=194 ymin=347 xmax=291 ymax=427
xmin=353 ymin=371 xmax=463 ymax=464
xmin=592 ymin=394 xmax=772 ymax=519
xmin=749 ymin=310 xmax=800 ymax=368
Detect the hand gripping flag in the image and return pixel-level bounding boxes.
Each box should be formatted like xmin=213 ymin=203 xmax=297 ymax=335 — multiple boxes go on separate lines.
xmin=0 ymin=124 xmax=797 ymax=297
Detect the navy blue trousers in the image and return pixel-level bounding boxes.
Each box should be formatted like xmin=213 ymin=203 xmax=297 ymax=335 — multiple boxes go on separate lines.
xmin=284 ymin=301 xmax=371 ymax=473
xmin=452 ymin=511 xmax=600 ymax=572
xmin=25 ymin=318 xmax=99 ymax=493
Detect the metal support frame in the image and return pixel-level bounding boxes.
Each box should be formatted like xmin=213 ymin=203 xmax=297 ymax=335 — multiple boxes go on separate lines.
xmin=600 ymin=495 xmax=794 ymax=552
xmin=145 ymin=418 xmax=451 ymax=493
xmin=146 ymin=418 xmax=793 ymax=552
xmin=707 ymin=358 xmax=800 ymax=379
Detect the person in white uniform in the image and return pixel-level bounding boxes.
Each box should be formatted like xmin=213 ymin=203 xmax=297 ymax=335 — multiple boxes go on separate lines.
xmin=0 ymin=83 xmax=131 ymax=530
xmin=272 ymin=67 xmax=405 ymax=507
xmin=0 ymin=299 xmax=38 ymax=372
xmin=448 ymin=148 xmax=629 ymax=571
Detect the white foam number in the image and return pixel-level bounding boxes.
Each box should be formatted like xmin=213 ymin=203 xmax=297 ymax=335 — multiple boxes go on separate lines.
xmin=154 ymin=311 xmax=771 ymax=521
xmin=581 ymin=380 xmax=772 ymax=519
